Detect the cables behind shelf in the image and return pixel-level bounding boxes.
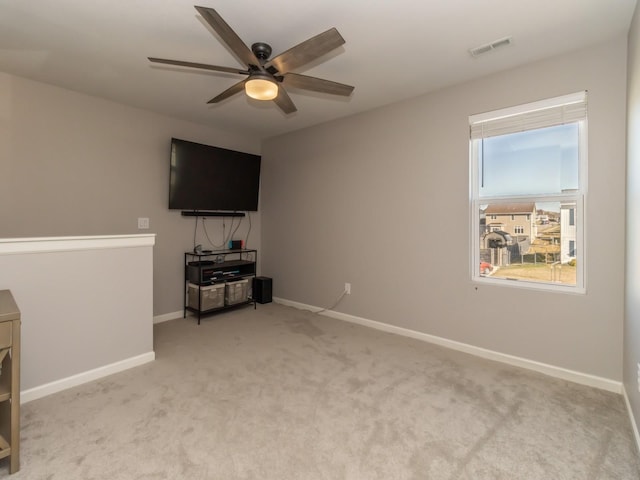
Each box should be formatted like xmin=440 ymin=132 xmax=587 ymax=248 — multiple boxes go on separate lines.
xmin=244 ymin=211 xmax=252 ymax=248
xmin=191 ymin=211 xmax=253 ymax=252
xmin=202 ymin=216 xmax=230 ymax=250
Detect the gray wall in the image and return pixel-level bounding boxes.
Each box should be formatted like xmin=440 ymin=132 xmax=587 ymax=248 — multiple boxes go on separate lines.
xmin=0 ymin=73 xmax=261 ymax=317
xmin=261 ymin=36 xmax=627 ymax=381
xmin=626 ymin=3 xmax=640 ymax=435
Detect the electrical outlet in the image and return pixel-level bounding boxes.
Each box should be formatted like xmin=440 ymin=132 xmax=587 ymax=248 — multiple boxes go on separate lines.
xmin=345 ymin=283 xmax=351 ymax=295
xmin=137 ymin=217 xmax=150 ymax=229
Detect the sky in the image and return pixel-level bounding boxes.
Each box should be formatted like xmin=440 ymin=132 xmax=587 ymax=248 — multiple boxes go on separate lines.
xmin=478 ymin=123 xmax=579 ymax=198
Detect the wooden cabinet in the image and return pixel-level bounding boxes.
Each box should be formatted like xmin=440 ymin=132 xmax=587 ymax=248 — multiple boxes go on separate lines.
xmin=0 ymin=290 xmax=20 ymax=474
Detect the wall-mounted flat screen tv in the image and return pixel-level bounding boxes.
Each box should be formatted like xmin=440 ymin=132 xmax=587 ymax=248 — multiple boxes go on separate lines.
xmin=169 ymin=138 xmax=261 ymax=212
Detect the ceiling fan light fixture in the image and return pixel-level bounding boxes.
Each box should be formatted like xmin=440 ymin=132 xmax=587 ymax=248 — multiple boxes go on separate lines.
xmin=245 ymin=74 xmax=278 ymax=101
xmin=149 ymin=6 xmax=353 ymax=114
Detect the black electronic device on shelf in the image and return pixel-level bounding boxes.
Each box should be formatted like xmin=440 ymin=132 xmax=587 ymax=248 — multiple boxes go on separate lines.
xmin=187 ymin=259 xmax=255 ymax=284
xmin=181 ymin=211 xmax=245 ymax=218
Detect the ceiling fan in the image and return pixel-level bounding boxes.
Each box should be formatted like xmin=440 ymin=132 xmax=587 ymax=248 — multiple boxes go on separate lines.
xmin=148 ymin=5 xmax=354 ymax=114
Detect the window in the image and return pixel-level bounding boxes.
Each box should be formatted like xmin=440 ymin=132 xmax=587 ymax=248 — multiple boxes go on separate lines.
xmin=470 ymin=92 xmax=586 ymax=292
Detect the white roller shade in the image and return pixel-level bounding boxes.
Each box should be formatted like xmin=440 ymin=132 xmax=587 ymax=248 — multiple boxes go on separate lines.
xmin=470 ymin=91 xmax=587 ymax=140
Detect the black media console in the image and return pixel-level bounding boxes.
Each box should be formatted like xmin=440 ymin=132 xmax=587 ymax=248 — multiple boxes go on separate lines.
xmin=184 ymin=249 xmax=257 ymax=324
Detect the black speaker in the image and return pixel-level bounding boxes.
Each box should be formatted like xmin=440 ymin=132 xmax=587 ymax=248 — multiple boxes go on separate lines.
xmin=253 ymin=276 xmax=272 ymax=304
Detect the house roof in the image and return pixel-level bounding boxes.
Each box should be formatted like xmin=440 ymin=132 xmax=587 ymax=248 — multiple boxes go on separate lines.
xmin=484 ymin=203 xmax=536 ymax=215
xmin=528 ymin=243 xmax=561 ymax=254
xmin=538 ymin=225 xmax=561 ymax=236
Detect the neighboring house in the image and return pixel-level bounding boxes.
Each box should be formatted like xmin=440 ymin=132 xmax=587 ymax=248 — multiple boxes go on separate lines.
xmin=480 ymin=203 xmax=536 ymax=266
xmin=484 ymin=203 xmax=537 ymax=241
xmin=560 ymin=200 xmax=577 ymax=263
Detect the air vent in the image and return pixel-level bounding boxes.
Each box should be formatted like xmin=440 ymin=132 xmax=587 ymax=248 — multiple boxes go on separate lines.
xmin=469 ymin=36 xmax=513 ymax=58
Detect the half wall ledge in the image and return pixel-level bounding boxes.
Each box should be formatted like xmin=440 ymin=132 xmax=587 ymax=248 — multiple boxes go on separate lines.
xmin=0 ymin=234 xmax=156 ymax=398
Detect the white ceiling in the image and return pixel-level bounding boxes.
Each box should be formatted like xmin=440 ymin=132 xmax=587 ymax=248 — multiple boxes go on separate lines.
xmin=0 ymin=0 xmax=636 ymax=140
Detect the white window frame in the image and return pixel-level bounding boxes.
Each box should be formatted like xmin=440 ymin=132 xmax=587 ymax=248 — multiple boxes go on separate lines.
xmin=469 ymin=92 xmax=587 ymax=293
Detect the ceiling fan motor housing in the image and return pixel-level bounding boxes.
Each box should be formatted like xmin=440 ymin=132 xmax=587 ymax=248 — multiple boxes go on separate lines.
xmin=251 ymin=42 xmax=273 ymax=63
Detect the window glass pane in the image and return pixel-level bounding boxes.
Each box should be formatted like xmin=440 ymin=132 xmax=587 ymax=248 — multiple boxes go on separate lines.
xmin=479 ymin=201 xmax=576 ymax=286
xmin=479 ymin=123 xmax=579 ymax=197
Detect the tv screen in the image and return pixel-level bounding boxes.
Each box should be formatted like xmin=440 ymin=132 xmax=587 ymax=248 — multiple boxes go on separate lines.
xmin=169 ymin=138 xmax=261 ymax=211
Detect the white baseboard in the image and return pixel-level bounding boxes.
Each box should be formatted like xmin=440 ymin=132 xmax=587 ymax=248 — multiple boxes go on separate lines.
xmin=274 ymin=297 xmax=623 ymax=394
xmin=21 ymin=351 xmax=156 ymax=404
xmin=623 ymin=386 xmax=640 ymax=455
xmin=153 ymin=310 xmax=183 ymax=324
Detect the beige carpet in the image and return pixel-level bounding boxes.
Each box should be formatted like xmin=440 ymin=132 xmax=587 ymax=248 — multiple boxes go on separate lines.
xmin=2 ymin=303 xmax=639 ymax=479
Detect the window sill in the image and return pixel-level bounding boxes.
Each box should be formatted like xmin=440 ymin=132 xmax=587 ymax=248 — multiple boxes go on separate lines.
xmin=473 ymin=275 xmax=586 ymax=295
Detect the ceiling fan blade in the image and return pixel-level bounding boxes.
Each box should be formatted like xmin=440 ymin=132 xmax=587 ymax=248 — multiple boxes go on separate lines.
xmin=273 ymin=87 xmax=297 ymax=114
xmin=282 ymin=73 xmax=354 ymax=96
xmin=207 ymin=79 xmax=247 ymax=104
xmin=267 ymin=27 xmax=345 ymax=74
xmin=148 ymin=57 xmax=249 ymax=75
xmin=194 ymin=6 xmax=261 ymax=69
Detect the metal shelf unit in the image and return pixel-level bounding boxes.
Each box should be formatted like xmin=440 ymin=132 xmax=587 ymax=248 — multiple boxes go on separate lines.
xmin=184 ymin=249 xmax=257 ymax=324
